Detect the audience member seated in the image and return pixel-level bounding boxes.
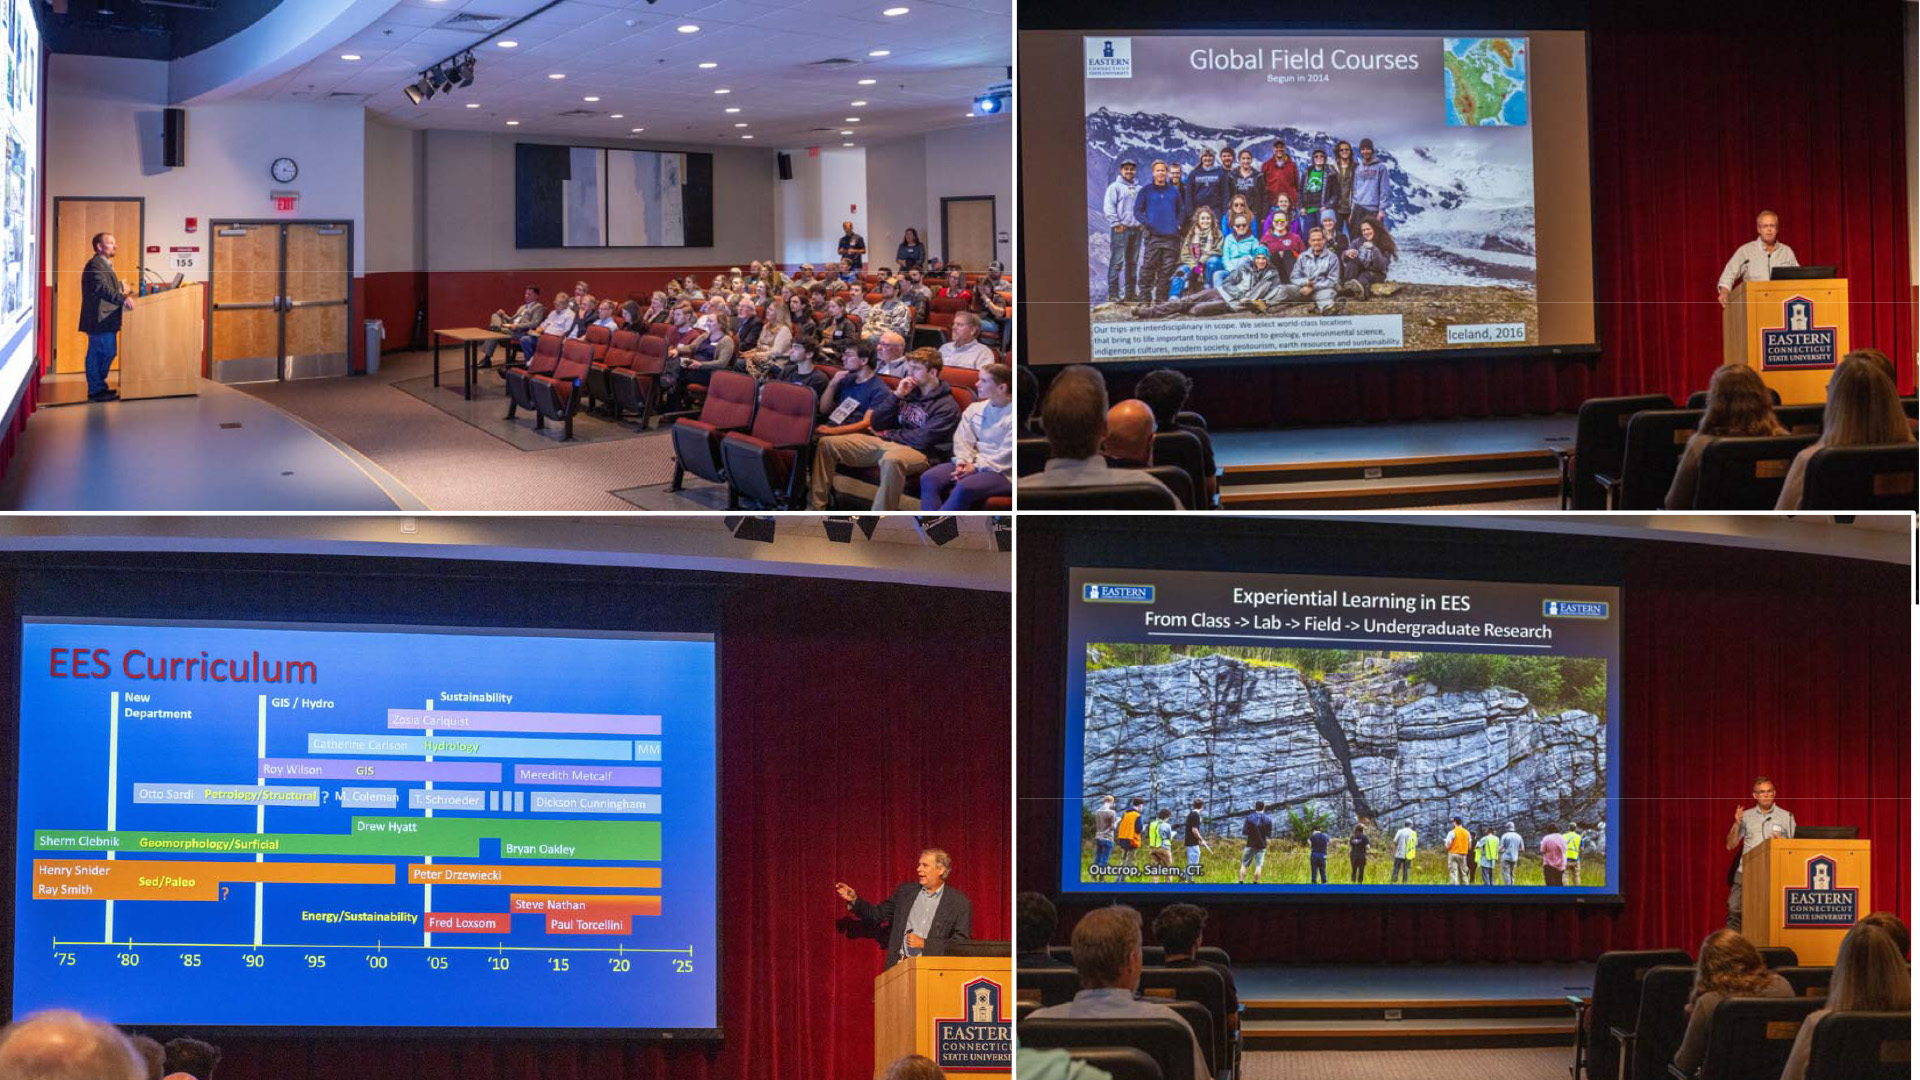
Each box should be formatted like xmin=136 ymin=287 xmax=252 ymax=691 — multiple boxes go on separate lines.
xmin=879 ymin=1054 xmax=947 ymax=1080
xmin=620 ymin=298 xmax=642 ymax=328
xmin=792 ymin=263 xmax=821 ymax=289
xmin=1024 ymin=367 xmax=1175 ymax=498
xmin=162 ymin=1037 xmax=220 ymax=1080
xmin=481 ymin=286 xmax=544 ymax=368
xmin=659 ymin=300 xmax=710 ymax=393
xmin=1015 ymin=1048 xmax=1114 ymax=1080
xmin=865 ymin=280 xmax=916 ymax=344
xmin=1856 ymin=910 xmax=1909 ymax=958
xmin=566 ymin=294 xmax=599 ymax=338
xmin=1026 ymin=905 xmax=1210 ymax=1080
xmin=1666 ymin=364 xmax=1786 ymax=509
xmin=582 ymin=299 xmax=619 ymax=335
xmin=976 ymin=263 xmax=1010 ymax=346
xmin=920 ymin=363 xmax=1015 ymax=510
xmin=745 ymin=304 xmax=795 ymax=378
xmin=821 ymin=298 xmax=860 ymax=354
xmin=1018 ymin=892 xmax=1073 ymax=970
xmin=0 ymin=1009 xmax=145 ymax=1080
xmin=938 ymin=268 xmax=973 ymax=305
xmin=816 ymin=341 xmax=897 ymax=438
xmin=735 ymin=298 xmax=764 ymax=353
xmin=1153 ymin=903 xmax=1240 ymax=1037
xmin=902 ymin=270 xmax=934 ymax=324
xmin=875 ymin=332 xmax=911 ymax=378
xmin=518 ymin=292 xmax=575 ymax=363
xmin=941 ymin=312 xmax=995 ymax=370
xmin=1102 ymin=399 xmax=1157 ymax=469
xmin=808 ymin=347 xmax=961 ymax=510
xmin=128 ymin=1034 xmax=163 ymax=1080
xmin=776 ymin=340 xmax=832 ymax=402
xmin=1779 ymin=917 xmax=1910 ymax=1080
xmin=1776 ymin=350 xmax=1914 ymax=510
xmin=1134 ymin=368 xmax=1216 ymax=497
xmin=640 ymin=291 xmax=671 ymax=326
xmin=1019 ymin=366 xmax=1041 ymax=435
xmin=1671 ymin=929 xmax=1794 ymax=1076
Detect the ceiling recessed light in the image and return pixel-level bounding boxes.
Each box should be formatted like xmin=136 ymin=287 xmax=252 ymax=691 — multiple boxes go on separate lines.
xmin=851 ymin=100 xmax=867 ymax=106
xmin=496 ymin=40 xmax=517 ymax=48
xmin=340 ymin=54 xmax=361 ymax=61
xmin=883 ymin=6 xmax=909 ymax=15
xmin=698 ymin=62 xmax=717 ymax=69
xmin=868 ymin=49 xmax=890 ymax=57
xmin=548 ymin=73 xmax=566 ymax=80
xmin=840 ymin=129 xmax=853 ymax=135
xmin=724 ymin=107 xmax=740 ymax=113
xmin=506 ymin=120 xmax=520 ymax=125
xmin=741 ymin=134 xmax=753 ymax=139
xmin=858 ymin=78 xmax=877 ymax=85
xmin=465 ymin=102 xmax=480 ymax=108
xmin=583 ymin=96 xmax=599 ymax=102
xmin=843 ymin=141 xmax=855 ymax=146
xmin=677 ymin=24 xmax=700 ymax=33
xmin=845 ymin=117 xmax=861 ymax=122
xmin=714 ymin=88 xmax=730 ymax=94
xmin=610 ymin=113 xmax=624 ymax=119
xmin=631 ymin=127 xmax=644 ymax=132
xmin=734 ymin=122 xmax=748 ymax=127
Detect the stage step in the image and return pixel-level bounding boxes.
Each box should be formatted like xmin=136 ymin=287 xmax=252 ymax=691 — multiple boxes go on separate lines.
xmin=1243 ymin=1014 xmax=1576 ymax=1051
xmin=1218 ymin=467 xmax=1561 ymax=509
xmin=1242 ymin=998 xmax=1573 ymax=1022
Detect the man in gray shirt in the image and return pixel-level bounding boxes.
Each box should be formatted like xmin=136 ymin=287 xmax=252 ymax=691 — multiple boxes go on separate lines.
xmin=1092 ymin=795 xmax=1119 ymax=868
xmin=1499 ymin=822 xmax=1522 ymax=886
xmin=1725 ymin=775 xmax=1796 ymax=930
xmin=1103 ymin=161 xmax=1144 ymax=303
xmin=1716 ymin=210 xmax=1800 ymax=306
xmin=1027 ymin=905 xmax=1209 ymax=1080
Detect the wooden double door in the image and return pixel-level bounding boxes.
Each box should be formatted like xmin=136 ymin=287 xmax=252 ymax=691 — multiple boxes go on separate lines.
xmin=209 ymin=221 xmax=351 ymax=383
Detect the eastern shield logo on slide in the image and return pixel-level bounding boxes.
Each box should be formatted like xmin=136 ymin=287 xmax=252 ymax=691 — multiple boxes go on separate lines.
xmin=1782 ymin=855 xmax=1858 ymax=928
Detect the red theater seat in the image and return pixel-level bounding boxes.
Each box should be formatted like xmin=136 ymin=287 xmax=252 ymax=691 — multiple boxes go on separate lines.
xmin=608 ymin=335 xmax=667 ymax=425
xmin=669 ymin=370 xmax=758 ymax=492
xmin=527 ymin=338 xmax=594 ymax=440
xmin=583 ymin=324 xmax=613 ymax=362
xmin=586 ymin=330 xmax=641 ymax=414
xmin=718 ymin=382 xmax=818 ymax=509
xmin=504 ymin=334 xmax=564 ymax=420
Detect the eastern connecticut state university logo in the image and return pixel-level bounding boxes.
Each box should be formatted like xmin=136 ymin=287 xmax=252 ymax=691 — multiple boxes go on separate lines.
xmin=1085 ymin=37 xmax=1132 ymax=78
xmin=934 ymin=977 xmax=1012 ymax=1072
xmin=1083 ymin=583 xmax=1155 ymax=603
xmin=1782 ymin=855 xmax=1859 ymax=928
xmin=1759 ymin=295 xmax=1838 ymax=371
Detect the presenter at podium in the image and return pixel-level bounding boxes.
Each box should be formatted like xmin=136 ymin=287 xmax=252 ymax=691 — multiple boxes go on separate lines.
xmin=1725 ymin=775 xmax=1795 ymax=931
xmin=1717 ymin=211 xmax=1799 ymax=308
xmin=835 ymin=848 xmax=973 ymax=969
xmin=80 ymin=232 xmax=136 ymax=403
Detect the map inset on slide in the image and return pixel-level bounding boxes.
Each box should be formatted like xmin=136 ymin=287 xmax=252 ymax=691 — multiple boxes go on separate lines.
xmin=13 ymin=620 xmax=719 ymax=1032
xmin=1443 ymin=39 xmax=1528 ymax=127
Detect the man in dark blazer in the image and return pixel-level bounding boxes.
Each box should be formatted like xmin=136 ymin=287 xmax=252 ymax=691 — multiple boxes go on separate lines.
xmin=835 ymin=848 xmax=971 ymax=969
xmin=79 ymin=232 xmax=134 ymax=402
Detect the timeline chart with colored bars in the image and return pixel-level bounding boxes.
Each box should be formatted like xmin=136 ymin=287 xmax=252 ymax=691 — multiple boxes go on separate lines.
xmin=13 ymin=619 xmax=719 ymax=1032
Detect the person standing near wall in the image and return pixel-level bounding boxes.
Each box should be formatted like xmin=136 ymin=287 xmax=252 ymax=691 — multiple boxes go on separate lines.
xmin=79 ymin=232 xmax=134 ymax=403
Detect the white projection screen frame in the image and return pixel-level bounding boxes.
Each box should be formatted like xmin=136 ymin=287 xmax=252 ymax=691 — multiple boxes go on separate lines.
xmin=0 ymin=0 xmax=41 ymax=420
xmin=1019 ymin=28 xmax=1596 ymax=368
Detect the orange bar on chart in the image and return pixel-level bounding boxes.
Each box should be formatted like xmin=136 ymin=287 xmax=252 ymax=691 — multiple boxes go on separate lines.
xmin=31 ymin=859 xmax=396 ymax=901
xmin=406 ymin=864 xmax=661 ymax=888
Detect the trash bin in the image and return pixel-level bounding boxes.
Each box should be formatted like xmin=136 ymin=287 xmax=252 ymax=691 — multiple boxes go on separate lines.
xmin=364 ymin=319 xmax=385 ymax=374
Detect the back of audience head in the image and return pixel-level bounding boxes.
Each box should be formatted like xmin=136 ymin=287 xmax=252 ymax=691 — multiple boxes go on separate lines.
xmin=1104 ymin=398 xmax=1156 ymax=464
xmin=1691 ymin=928 xmax=1773 ymax=1000
xmin=1071 ymin=904 xmax=1144 ymax=990
xmin=1828 ymin=920 xmax=1909 ymax=1012
xmin=159 ymin=1039 xmax=218 ymax=1080
xmin=1152 ymin=903 xmax=1209 ymax=959
xmin=1016 ymin=892 xmax=1059 ymax=955
xmin=1041 ymin=366 xmax=1110 ymax=460
xmin=0 ymin=1010 xmax=143 ymax=1080
xmin=1016 ymin=366 xmax=1040 ymax=433
xmin=1699 ymin=363 xmax=1786 ymax=437
xmin=879 ymin=1054 xmax=946 ymax=1080
xmin=126 ymin=1036 xmax=162 ymax=1080
xmin=1134 ymin=368 xmax=1195 ymax=430
xmin=1824 ymin=350 xmax=1912 ymax=447
xmin=1856 ymin=911 xmax=1909 ymax=958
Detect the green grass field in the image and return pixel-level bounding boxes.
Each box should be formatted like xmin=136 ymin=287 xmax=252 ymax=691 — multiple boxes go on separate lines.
xmin=1081 ymin=835 xmax=1607 ymax=888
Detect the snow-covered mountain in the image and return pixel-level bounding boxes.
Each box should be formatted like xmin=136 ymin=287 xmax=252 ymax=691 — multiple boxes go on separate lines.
xmin=1082 ymin=107 xmax=1537 ymax=294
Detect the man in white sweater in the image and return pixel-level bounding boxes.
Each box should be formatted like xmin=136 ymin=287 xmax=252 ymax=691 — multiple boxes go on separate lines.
xmin=917 ymin=363 xmax=1014 ymax=510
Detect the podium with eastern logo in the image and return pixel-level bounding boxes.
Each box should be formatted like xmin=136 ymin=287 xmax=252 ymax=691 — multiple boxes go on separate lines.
xmin=1723 ymin=278 xmax=1851 ymax=405
xmin=1741 ymin=837 xmax=1871 ymax=966
xmin=873 ymin=956 xmax=1012 ymax=1078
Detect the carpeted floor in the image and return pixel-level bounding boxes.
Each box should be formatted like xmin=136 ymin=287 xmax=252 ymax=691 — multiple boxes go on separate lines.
xmin=1242 ymin=1048 xmax=1569 ymax=1080
xmin=234 ymin=350 xmax=677 ymax=509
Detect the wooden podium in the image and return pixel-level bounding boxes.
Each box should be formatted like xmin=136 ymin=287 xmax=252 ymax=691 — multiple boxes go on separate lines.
xmin=118 ymin=282 xmax=204 ymax=400
xmin=1723 ymin=278 xmax=1850 ymax=405
xmin=873 ymin=956 xmax=1012 ymax=1079
xmin=1742 ymin=837 xmax=1871 ymax=966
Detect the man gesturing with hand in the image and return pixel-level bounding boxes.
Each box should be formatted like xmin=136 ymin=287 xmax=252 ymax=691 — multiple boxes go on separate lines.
xmin=835 ymin=848 xmax=972 ymax=969
xmin=1725 ymin=776 xmax=1795 ymax=930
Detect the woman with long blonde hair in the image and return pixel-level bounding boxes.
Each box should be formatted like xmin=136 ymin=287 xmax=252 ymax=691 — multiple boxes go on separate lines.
xmin=1672 ymin=928 xmax=1793 ymax=1076
xmin=1779 ymin=919 xmax=1909 ymax=1080
xmin=1775 ymin=350 xmax=1914 ymax=509
xmin=1666 ymin=364 xmax=1788 ymax=508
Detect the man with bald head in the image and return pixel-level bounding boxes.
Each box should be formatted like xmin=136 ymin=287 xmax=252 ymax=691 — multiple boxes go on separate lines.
xmin=1717 ymin=210 xmax=1799 ymax=306
xmin=0 ymin=1009 xmax=143 ymax=1080
xmin=1103 ymin=399 xmax=1157 ymax=468
xmin=1022 ymin=367 xmax=1174 ymax=501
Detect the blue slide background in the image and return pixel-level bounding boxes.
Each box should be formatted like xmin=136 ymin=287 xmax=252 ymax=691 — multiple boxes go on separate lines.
xmin=13 ymin=619 xmax=718 ymax=1032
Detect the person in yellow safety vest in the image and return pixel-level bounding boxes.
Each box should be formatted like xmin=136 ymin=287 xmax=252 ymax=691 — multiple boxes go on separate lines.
xmin=1446 ymin=816 xmax=1472 ymax=885
xmin=1147 ymin=809 xmax=1175 ymax=867
xmin=1564 ymin=825 xmax=1583 ymax=886
xmin=1476 ymin=829 xmax=1500 ymax=886
xmin=1116 ymin=798 xmax=1145 ymax=865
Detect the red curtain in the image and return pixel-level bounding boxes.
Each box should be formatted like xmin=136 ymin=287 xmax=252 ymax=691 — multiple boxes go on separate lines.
xmin=1126 ymin=0 xmax=1913 ymax=428
xmin=204 ymin=580 xmax=1011 ymax=1080
xmin=1020 ymin=527 xmax=1908 ymax=963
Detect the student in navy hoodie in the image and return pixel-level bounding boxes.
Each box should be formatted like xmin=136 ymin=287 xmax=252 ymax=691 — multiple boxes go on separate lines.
xmin=1133 ymin=160 xmax=1186 ymax=305
xmin=1185 ymin=148 xmax=1228 ymax=227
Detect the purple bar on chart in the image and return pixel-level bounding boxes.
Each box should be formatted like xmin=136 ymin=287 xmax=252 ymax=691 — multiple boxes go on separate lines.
xmin=256 ymin=758 xmax=501 ymax=783
xmin=514 ymin=764 xmax=662 ymax=788
xmin=386 ymin=709 xmax=661 ymax=736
